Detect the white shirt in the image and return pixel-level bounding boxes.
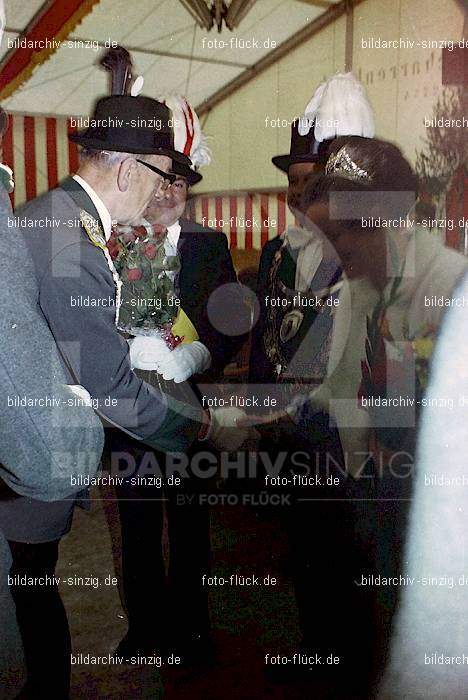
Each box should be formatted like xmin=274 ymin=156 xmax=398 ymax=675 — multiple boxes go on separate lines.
xmin=163 ymin=221 xmax=181 ymax=282
xmin=165 ymin=221 xmax=181 ymax=257
xmin=72 ymin=174 xmax=112 ymax=241
xmin=282 ymin=225 xmax=323 ymax=292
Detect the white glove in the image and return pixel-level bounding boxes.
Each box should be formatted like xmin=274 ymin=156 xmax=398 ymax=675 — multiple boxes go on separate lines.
xmin=157 ymin=341 xmax=211 ymax=383
xmin=128 ymin=335 xmax=172 ymax=370
xmin=203 ymin=407 xmax=250 ymax=452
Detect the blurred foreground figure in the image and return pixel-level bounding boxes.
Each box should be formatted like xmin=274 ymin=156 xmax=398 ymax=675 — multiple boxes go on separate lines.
xmin=0 ymin=101 xmax=104 ymax=698
xmin=379 ymin=271 xmax=468 ymax=700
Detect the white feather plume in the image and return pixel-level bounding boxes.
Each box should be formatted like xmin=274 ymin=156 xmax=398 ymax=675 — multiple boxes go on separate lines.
xmin=131 ymin=75 xmax=144 ymax=97
xmin=191 ymin=131 xmax=212 ymax=169
xmin=158 ymin=93 xmax=212 ymax=169
xmin=298 ymin=72 xmax=375 ymax=142
xmin=298 ymin=82 xmax=327 ymax=135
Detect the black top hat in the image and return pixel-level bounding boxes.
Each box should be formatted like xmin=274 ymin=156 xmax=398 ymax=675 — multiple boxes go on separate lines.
xmin=171 ymin=159 xmax=202 ymax=186
xmin=69 ymin=95 xmax=192 ymax=167
xmin=272 ymin=119 xmax=332 ymax=173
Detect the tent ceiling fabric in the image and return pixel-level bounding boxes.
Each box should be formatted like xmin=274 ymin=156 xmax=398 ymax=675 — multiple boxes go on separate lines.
xmin=1 ymin=0 xmax=339 ymax=116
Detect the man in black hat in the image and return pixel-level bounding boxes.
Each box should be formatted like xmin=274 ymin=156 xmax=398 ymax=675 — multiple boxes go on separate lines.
xmin=249 ymin=112 xmax=336 ymax=385
xmin=19 ymin=94 xmax=208 ymax=452
xmin=248 ymin=115 xmax=346 ymax=682
xmin=10 ymin=91 xmax=244 ymax=695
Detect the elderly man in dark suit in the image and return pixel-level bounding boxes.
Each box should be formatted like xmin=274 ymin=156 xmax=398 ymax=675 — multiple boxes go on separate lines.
xmin=0 ymin=104 xmax=104 ymax=699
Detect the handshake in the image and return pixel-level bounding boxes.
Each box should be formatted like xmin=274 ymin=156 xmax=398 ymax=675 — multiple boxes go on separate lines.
xmin=128 ymin=335 xmax=257 ymax=452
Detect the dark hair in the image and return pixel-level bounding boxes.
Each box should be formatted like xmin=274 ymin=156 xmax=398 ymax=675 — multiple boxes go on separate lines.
xmin=301 ymin=136 xmax=418 ymax=226
xmin=327 ymin=136 xmax=418 ymax=194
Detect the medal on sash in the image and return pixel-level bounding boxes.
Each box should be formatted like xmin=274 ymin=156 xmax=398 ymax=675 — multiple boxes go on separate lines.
xmin=264 ymin=242 xmax=342 ymax=380
xmin=280 ymin=309 xmax=305 ymax=343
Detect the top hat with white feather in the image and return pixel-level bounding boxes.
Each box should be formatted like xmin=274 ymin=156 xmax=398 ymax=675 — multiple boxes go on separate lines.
xmin=159 ymin=94 xmax=211 ymax=186
xmin=272 ymin=72 xmax=375 ymax=173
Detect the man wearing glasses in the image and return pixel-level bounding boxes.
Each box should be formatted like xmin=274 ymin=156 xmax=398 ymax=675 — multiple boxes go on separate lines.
xmin=19 ymin=95 xmax=210 ymax=462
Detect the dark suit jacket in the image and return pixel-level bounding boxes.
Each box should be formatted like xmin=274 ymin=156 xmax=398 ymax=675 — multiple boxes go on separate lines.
xmin=249 ymin=235 xmax=343 ymax=382
xmin=177 ymin=218 xmax=244 ymax=376
xmin=248 ymin=235 xmax=344 ymax=463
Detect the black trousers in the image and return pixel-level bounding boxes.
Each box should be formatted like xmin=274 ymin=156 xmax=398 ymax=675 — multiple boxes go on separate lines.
xmin=107 ymin=430 xmax=211 ymax=644
xmin=8 ymin=539 xmax=70 ymax=699
xmin=256 ymin=428 xmax=377 ymax=691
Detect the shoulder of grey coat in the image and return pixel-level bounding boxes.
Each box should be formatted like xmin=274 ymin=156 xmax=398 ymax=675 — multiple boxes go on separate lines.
xmin=0 ymin=186 xmax=103 ymax=502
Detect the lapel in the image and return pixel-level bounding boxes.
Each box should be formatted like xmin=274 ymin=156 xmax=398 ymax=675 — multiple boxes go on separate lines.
xmin=177 ymin=218 xmax=191 ymax=262
xmin=61 ymin=177 xmax=122 ymax=323
xmin=60 ymin=176 xmax=103 ymax=230
xmin=176 ymin=219 xmax=205 ymax=303
xmin=279 ymin=243 xmax=341 ymax=293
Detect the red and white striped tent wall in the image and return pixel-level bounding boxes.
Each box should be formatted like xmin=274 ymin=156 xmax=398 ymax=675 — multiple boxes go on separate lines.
xmin=185 ymin=191 xmax=295 ymax=249
xmin=4 ymin=112 xmax=292 ymax=249
xmin=3 ymin=113 xmax=79 ymax=211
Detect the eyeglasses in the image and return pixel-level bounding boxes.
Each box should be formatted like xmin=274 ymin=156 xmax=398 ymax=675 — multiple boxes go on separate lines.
xmin=170 ymin=177 xmax=189 ymax=191
xmin=136 ymin=159 xmax=176 ymax=191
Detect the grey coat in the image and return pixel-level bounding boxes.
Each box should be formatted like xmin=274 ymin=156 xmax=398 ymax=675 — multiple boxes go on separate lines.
xmin=0 ymin=183 xmax=104 ymax=541
xmin=0 ymin=181 xmax=102 ymax=681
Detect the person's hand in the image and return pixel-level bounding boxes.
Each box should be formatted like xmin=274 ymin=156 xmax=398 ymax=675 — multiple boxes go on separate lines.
xmin=203 ymin=407 xmax=252 ymax=452
xmin=128 ymin=336 xmax=172 ymax=370
xmin=156 ymin=341 xmax=211 ymax=383
xmin=236 ymin=410 xmax=293 ymax=429
xmin=237 ymin=410 xmax=294 ymax=442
